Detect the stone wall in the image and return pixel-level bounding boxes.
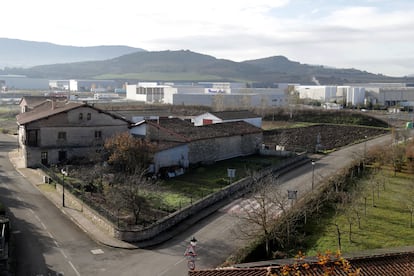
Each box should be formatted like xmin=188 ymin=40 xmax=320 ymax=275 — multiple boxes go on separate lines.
xmin=55 ymin=184 xmax=115 ymax=237
xmin=48 ymin=154 xmax=308 ymax=244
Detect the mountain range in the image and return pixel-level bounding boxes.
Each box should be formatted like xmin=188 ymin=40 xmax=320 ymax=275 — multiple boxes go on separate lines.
xmin=1 ymin=38 xmax=413 ymax=85
xmin=0 ymin=38 xmax=144 ymax=68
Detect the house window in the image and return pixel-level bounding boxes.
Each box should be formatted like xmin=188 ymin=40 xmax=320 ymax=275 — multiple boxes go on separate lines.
xmin=79 ymin=113 xmax=83 ymax=120
xmin=41 ymin=151 xmax=48 ymax=165
xmin=95 ymin=130 xmax=102 ymax=139
xmin=27 ymin=129 xmax=39 ymax=146
xmin=87 ymin=113 xmax=91 ymax=120
xmin=58 ymin=132 xmax=66 ymax=140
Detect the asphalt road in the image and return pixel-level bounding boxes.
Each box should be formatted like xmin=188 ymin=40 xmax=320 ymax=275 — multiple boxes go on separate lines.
xmin=0 ymin=132 xmax=393 ymax=275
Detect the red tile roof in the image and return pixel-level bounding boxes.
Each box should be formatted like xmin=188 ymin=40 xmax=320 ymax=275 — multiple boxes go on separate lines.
xmin=16 ymin=100 xmax=131 ymax=125
xmin=16 ymin=101 xmax=85 ymax=125
xmin=189 ymin=250 xmax=414 ymax=276
xmin=147 ymin=117 xmax=262 ymax=142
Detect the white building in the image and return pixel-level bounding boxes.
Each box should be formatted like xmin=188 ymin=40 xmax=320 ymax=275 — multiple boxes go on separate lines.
xmin=296 ymin=85 xmax=365 ymax=106
xmin=49 ymin=79 xmax=117 ymax=92
xmin=346 ymin=87 xmax=365 ymax=106
xmin=126 ymin=82 xmax=178 ymax=104
xmin=296 ymin=86 xmax=337 ymax=102
xmin=192 ymin=110 xmax=262 ymax=128
xmin=172 ymin=86 xmax=287 ymax=109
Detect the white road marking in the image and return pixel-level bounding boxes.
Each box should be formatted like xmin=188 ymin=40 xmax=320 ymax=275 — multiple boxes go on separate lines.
xmin=157 ymin=257 xmax=186 ymax=276
xmin=91 ymin=249 xmax=104 ymax=255
xmin=59 ymin=248 xmax=68 ymax=259
xmin=68 ymin=261 xmax=81 ymax=276
xmin=40 ymin=222 xmax=47 ymax=230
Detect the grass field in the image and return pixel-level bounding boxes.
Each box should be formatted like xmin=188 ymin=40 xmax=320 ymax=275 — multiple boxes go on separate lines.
xmin=95 ymin=72 xmax=249 ymax=83
xmin=304 ymin=167 xmax=414 ymax=256
xmin=158 ymin=155 xmax=284 ymax=211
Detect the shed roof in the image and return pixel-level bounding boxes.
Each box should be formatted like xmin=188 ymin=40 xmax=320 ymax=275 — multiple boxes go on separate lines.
xmin=147 ymin=118 xmax=262 ymax=142
xmin=19 ymin=96 xmax=66 ymax=108
xmin=209 ymin=110 xmax=260 ymax=120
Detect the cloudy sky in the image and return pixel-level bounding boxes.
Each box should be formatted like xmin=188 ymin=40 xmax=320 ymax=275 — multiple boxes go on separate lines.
xmin=2 ymin=0 xmax=413 ymax=77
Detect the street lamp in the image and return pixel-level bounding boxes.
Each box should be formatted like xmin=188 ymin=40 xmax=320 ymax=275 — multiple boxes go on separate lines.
xmin=311 ymin=160 xmax=315 ymax=192
xmin=364 ymin=135 xmax=368 ymax=161
xmin=61 ymin=167 xmax=68 ymax=207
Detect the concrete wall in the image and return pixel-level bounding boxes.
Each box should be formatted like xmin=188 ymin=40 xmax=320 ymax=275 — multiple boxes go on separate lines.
xmin=153 ymin=144 xmax=189 ymax=172
xmin=188 ymin=133 xmax=262 ymax=164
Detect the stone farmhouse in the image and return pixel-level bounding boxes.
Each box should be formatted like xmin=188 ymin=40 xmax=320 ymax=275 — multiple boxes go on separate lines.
xmin=131 ymin=117 xmax=263 ymax=174
xmin=16 ymin=99 xmax=130 ymax=167
xmin=17 ymin=98 xmax=264 ymax=172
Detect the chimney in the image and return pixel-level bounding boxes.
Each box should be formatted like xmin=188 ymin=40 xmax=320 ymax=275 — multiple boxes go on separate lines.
xmin=51 ymin=99 xmax=56 ymax=110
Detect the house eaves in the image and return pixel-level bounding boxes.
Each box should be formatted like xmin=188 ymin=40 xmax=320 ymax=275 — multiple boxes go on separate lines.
xmin=16 ymin=101 xmax=132 ymax=125
xmin=210 ymin=110 xmax=260 ymax=121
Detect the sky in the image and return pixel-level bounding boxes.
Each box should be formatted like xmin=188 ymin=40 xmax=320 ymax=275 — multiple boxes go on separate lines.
xmin=2 ymin=0 xmax=414 ymax=77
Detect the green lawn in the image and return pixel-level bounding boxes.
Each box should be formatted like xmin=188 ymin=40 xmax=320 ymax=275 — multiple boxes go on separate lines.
xmin=158 ymin=155 xmax=284 ymax=211
xmin=305 ymin=168 xmax=414 ymax=256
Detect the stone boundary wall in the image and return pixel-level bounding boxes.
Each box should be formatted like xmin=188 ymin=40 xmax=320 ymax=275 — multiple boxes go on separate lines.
xmin=48 ymin=154 xmax=308 ymax=243
xmin=55 ymin=184 xmax=115 ymax=237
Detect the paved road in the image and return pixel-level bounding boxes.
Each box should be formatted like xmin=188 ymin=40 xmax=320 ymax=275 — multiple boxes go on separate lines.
xmin=0 ymin=134 xmax=205 ymax=276
xmin=0 ymin=133 xmax=393 ymax=275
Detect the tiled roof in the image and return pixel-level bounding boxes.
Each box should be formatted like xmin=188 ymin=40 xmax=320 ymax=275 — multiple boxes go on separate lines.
xmin=210 ymin=110 xmax=260 ymax=120
xmin=148 ymin=118 xmax=262 ymax=142
xmin=189 ymin=251 xmax=414 ymax=276
xmin=19 ymin=96 xmax=63 ymax=108
xmin=16 ymin=101 xmax=85 ymax=125
xmin=16 ymin=101 xmax=131 ymax=125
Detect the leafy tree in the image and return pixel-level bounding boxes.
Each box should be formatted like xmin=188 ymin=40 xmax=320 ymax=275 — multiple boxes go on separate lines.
xmin=104 ymin=132 xmax=156 ymax=173
xmin=276 ymin=250 xmax=360 ymax=276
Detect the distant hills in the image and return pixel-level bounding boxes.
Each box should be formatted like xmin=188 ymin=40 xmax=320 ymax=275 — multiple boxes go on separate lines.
xmin=1 ymin=38 xmax=413 ymax=85
xmin=0 ymin=38 xmax=144 ymax=68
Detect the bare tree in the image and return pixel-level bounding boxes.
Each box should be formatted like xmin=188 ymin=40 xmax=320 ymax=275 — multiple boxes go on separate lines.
xmin=399 ymin=179 xmax=414 ymax=228
xmin=105 ymin=168 xmax=158 ymax=225
xmin=232 ymin=174 xmax=289 ymax=257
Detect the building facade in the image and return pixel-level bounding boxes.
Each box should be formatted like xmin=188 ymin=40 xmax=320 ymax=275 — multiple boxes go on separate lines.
xmin=17 ymin=101 xmax=130 ymax=167
xmin=126 ymin=82 xmax=178 ymax=104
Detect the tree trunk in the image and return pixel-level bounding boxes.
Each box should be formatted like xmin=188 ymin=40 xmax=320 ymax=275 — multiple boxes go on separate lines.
xmin=335 ymin=223 xmax=341 ymax=251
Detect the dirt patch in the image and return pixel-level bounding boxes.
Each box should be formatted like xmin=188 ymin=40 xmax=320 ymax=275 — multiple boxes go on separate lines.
xmin=263 ymin=124 xmax=389 ymax=152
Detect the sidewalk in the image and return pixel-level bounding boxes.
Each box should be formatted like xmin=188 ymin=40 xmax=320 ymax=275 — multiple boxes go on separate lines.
xmin=8 ymin=150 xmax=137 ymax=250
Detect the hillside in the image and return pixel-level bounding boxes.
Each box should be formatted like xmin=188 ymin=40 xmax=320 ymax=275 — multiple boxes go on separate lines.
xmin=2 ymin=44 xmax=414 ymax=84
xmin=0 ymin=38 xmax=144 ymax=68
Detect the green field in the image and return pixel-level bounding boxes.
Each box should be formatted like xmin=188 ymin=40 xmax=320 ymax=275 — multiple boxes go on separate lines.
xmin=304 ymin=167 xmax=414 ymax=256
xmin=95 ymin=72 xmax=249 ymax=82
xmin=158 ymin=155 xmax=284 ymax=211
